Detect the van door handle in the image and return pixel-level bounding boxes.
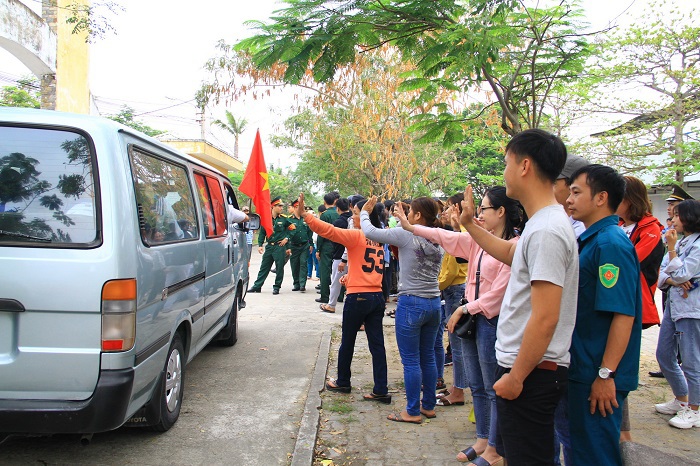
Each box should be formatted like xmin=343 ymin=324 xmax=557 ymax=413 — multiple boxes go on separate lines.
xmin=0 ymin=299 xmax=25 ymax=312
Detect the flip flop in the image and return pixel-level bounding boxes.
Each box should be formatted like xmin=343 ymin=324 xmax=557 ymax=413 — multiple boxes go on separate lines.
xmin=457 ymin=447 xmax=478 ymax=463
xmin=387 ymin=412 xmax=421 ymax=424
xmin=420 ymin=408 xmax=436 ymax=419
xmin=363 ymin=392 xmax=392 ymax=404
xmin=436 ymin=398 xmax=465 ymax=406
xmin=325 ymin=378 xmax=351 ymax=393
xmin=320 ymin=304 xmax=336 ymax=313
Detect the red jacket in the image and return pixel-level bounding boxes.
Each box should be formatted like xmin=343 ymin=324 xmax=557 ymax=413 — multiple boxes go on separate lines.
xmin=620 ymin=214 xmax=664 ymax=327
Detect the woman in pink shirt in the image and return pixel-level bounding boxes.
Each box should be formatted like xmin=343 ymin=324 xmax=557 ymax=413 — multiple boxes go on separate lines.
xmin=397 ymin=186 xmax=525 ymax=466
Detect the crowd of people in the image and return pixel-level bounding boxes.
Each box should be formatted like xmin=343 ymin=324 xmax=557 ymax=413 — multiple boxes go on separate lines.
xmin=246 ymin=129 xmax=699 ymax=466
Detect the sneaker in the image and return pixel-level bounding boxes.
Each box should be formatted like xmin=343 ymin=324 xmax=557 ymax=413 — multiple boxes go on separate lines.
xmin=669 ymin=407 xmax=700 ymax=429
xmin=444 ymin=353 xmax=453 ymax=366
xmin=655 ymin=398 xmax=686 ymax=415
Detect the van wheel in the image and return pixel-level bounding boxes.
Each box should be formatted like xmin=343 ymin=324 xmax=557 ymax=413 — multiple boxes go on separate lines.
xmin=218 ymin=291 xmax=239 ymax=347
xmin=151 ymin=333 xmax=185 ymax=432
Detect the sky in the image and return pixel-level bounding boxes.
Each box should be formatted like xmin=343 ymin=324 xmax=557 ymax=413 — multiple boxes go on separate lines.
xmin=1 ymin=0 xmax=695 ymax=169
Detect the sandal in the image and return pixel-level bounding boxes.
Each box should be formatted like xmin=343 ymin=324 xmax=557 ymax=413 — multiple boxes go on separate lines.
xmin=436 ymin=377 xmax=446 ymax=390
xmin=325 ymin=378 xmax=351 ymax=393
xmin=387 ymin=412 xmax=421 ymax=424
xmin=363 ymin=392 xmax=392 ymax=404
xmin=436 ymin=398 xmax=465 ymax=406
xmin=457 ymin=447 xmax=478 ymax=463
xmin=320 ymin=304 xmax=336 ymax=313
xmin=437 ymin=389 xmax=451 ymax=398
xmin=420 ymin=407 xmax=436 ymax=419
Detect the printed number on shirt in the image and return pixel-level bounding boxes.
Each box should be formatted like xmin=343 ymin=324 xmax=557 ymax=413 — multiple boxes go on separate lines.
xmin=362 ymin=248 xmax=384 ymax=274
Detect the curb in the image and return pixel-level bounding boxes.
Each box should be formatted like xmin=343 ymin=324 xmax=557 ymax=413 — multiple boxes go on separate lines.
xmin=291 ymin=329 xmax=332 ymax=466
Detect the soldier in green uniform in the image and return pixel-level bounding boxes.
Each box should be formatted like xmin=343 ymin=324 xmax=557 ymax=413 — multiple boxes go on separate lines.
xmin=248 ymin=197 xmax=292 ymax=295
xmin=287 ymin=199 xmax=314 ymax=292
xmin=316 ymin=192 xmax=340 ymax=304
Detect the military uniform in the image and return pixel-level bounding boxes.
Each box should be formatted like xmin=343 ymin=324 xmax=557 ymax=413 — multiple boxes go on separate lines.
xmin=250 ymin=202 xmax=293 ymax=294
xmin=569 ymin=215 xmax=642 ymax=466
xmin=317 ymin=206 xmax=339 ymax=303
xmin=287 ymin=200 xmax=313 ymax=292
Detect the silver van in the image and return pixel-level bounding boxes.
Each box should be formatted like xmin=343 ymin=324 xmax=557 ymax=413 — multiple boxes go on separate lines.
xmin=0 ymin=108 xmax=258 ymax=434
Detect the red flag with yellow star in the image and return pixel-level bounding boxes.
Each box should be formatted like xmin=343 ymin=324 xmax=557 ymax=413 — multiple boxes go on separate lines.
xmin=239 ymin=130 xmax=273 ymax=236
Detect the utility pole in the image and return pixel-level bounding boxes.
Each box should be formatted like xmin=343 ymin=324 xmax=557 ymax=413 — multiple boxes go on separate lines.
xmin=196 ymin=109 xmax=206 ymax=140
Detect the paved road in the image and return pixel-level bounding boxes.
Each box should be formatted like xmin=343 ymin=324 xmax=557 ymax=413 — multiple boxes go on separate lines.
xmin=0 ymin=252 xmax=332 ymax=465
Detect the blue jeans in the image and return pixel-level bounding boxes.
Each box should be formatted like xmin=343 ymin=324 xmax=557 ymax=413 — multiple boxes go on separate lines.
xmin=444 ymin=285 xmax=468 ymax=389
xmin=463 ymin=314 xmax=500 ymax=447
xmin=656 ymin=309 xmax=700 ymax=406
xmin=395 ymin=294 xmax=441 ymax=416
xmin=307 ymin=245 xmax=319 ymax=278
xmin=336 ymin=292 xmax=388 ymax=395
xmin=435 ymin=302 xmax=446 ymax=379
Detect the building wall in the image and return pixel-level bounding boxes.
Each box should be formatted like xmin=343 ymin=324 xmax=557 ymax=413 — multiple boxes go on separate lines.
xmin=649 ymin=182 xmax=700 ymax=223
xmin=161 ymin=139 xmax=243 ymax=176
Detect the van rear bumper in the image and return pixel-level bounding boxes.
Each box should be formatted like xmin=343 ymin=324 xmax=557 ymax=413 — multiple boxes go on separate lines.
xmin=0 ymin=368 xmax=134 ymax=434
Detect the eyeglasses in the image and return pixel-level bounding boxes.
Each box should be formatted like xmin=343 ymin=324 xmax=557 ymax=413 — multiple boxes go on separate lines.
xmin=478 ymin=206 xmax=497 ymax=215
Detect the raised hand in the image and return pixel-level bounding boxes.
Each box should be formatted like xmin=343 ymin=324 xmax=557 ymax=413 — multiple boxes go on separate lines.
xmin=460 ymin=185 xmax=477 ymax=228
xmin=394 ymin=201 xmax=415 ymax=233
xmin=363 ymin=195 xmax=377 ymax=213
xmin=296 ymin=192 xmax=306 ymax=218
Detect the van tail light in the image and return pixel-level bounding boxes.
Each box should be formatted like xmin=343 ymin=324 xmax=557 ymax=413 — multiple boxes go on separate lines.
xmin=101 ymin=279 xmax=136 ymax=352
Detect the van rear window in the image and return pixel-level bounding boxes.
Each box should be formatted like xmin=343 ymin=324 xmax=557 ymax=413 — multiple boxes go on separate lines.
xmin=0 ymin=126 xmax=98 ymax=246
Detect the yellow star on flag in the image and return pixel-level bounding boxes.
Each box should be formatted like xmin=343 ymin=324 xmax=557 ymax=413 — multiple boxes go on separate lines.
xmin=260 ymin=171 xmax=269 ymax=191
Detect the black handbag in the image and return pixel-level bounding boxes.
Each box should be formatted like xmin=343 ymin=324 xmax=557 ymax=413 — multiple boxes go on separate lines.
xmin=454 ymin=251 xmax=484 ymax=340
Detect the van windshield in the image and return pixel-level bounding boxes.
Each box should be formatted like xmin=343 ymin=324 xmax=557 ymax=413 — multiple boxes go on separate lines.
xmin=0 ymin=126 xmax=98 ymax=246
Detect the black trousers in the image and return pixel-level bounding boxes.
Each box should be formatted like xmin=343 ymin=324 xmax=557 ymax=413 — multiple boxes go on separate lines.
xmin=495 ymin=364 xmax=567 ymax=466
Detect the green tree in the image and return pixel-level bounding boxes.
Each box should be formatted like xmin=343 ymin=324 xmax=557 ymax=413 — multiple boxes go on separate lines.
xmin=0 ymin=78 xmax=40 ymax=109
xmin=583 ymin=2 xmax=700 ymax=184
xmin=213 ymin=111 xmax=248 ymax=159
xmin=65 ymin=1 xmax=124 ymax=42
xmin=108 ymin=105 xmax=165 ymax=137
xmin=233 ymin=0 xmax=592 ymax=142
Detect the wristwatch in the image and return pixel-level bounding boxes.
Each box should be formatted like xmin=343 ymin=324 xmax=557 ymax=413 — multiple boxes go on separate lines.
xmin=598 ymin=367 xmax=616 ymax=379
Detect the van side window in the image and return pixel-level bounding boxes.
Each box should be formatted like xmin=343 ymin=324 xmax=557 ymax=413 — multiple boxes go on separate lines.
xmin=0 ymin=126 xmax=98 ymax=247
xmin=129 ymin=148 xmax=198 ymax=246
xmin=194 ymin=173 xmax=226 ymax=238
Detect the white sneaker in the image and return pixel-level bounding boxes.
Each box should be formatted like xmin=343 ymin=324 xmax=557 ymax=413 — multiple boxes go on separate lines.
xmin=655 ymin=398 xmax=686 ymax=414
xmin=669 ymin=407 xmax=700 ymax=429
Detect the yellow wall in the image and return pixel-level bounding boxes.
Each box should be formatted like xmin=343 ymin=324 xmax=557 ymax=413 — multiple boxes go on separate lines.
xmin=55 ymin=0 xmax=90 ymax=113
xmin=162 ymin=139 xmax=244 ymax=175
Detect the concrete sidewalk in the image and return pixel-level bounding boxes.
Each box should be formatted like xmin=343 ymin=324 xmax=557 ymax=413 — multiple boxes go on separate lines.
xmin=311 ymin=311 xmax=700 ymax=465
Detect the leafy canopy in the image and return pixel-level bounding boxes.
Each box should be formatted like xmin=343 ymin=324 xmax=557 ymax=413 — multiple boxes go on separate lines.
xmin=234 ymin=0 xmax=592 ymax=141
xmin=108 ymin=105 xmax=165 ymax=137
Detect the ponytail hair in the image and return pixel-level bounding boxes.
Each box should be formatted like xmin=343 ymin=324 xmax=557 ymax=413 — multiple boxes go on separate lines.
xmin=411 ymin=197 xmax=442 ymax=229
xmin=484 ymin=186 xmax=526 ymax=240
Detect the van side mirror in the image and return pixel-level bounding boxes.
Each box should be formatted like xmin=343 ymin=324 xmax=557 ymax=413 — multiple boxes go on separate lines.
xmin=244 ymin=213 xmax=261 ymax=231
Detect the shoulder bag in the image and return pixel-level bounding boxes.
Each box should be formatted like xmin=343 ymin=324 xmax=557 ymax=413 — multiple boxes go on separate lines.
xmin=454 ymin=250 xmax=484 ymax=340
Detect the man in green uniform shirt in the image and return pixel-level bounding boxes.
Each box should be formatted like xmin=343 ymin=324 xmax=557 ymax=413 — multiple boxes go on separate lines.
xmin=316 ymin=191 xmax=340 ymax=303
xmin=287 ymin=199 xmax=313 ymax=292
xmin=248 ymin=197 xmax=292 ymax=295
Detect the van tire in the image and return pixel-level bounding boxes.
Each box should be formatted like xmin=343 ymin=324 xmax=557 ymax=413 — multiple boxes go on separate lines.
xmin=151 ymin=333 xmax=185 ymax=432
xmin=218 ymin=291 xmax=239 ymax=347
